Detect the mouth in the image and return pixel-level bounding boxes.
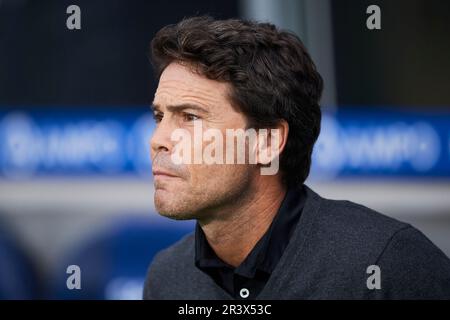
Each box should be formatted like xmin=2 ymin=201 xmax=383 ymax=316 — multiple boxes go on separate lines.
xmin=152 ymin=169 xmax=179 ymax=179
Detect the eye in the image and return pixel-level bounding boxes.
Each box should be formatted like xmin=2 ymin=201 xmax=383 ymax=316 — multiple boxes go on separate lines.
xmin=152 ymin=112 xmax=163 ymax=123
xmin=183 ymin=113 xmax=200 ymax=122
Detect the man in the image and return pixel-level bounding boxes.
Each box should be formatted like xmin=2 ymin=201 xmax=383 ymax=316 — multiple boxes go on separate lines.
xmin=143 ymin=16 xmax=450 ymax=299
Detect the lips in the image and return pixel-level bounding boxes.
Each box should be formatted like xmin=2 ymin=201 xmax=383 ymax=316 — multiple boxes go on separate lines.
xmin=152 ymin=168 xmax=179 ymax=178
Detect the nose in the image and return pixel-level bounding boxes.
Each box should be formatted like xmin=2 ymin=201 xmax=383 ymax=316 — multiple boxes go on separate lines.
xmin=150 ymin=117 xmax=174 ymax=158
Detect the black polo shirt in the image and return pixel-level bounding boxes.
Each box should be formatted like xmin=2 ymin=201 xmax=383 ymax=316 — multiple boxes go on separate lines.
xmin=194 ymin=184 xmax=306 ymax=299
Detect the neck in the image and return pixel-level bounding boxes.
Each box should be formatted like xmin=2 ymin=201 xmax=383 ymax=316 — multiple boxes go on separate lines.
xmin=198 ymin=176 xmax=287 ymax=267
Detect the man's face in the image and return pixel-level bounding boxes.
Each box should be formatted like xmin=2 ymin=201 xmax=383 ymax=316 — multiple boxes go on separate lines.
xmin=151 ymin=62 xmax=256 ymax=220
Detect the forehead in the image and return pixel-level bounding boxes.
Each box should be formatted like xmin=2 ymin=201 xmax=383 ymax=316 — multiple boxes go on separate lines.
xmin=153 ymin=62 xmax=230 ymax=108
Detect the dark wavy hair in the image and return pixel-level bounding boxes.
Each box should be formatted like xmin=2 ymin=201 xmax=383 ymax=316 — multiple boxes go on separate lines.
xmin=150 ymin=16 xmax=323 ymax=187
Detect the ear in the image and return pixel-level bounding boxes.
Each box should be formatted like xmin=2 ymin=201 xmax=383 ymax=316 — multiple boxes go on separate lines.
xmin=256 ymin=120 xmax=289 ymax=166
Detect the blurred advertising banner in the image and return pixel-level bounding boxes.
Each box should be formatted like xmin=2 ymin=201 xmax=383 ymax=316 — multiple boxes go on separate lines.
xmin=0 ymin=107 xmax=449 ymax=180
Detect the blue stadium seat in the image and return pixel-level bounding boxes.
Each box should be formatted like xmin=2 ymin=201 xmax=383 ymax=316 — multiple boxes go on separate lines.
xmin=51 ymin=216 xmax=194 ymax=299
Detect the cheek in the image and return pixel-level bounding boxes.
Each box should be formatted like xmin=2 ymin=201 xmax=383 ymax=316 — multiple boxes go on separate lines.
xmin=189 ymin=164 xmax=249 ymax=190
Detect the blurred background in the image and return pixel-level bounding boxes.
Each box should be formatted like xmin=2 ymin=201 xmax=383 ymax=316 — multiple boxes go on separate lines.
xmin=0 ymin=0 xmax=449 ymax=299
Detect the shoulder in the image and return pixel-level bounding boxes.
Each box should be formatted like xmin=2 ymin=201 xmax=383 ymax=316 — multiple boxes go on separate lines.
xmin=305 ymin=186 xmax=411 ymax=250
xmin=301 ymin=186 xmax=450 ymax=298
xmin=375 ymin=226 xmax=450 ymax=298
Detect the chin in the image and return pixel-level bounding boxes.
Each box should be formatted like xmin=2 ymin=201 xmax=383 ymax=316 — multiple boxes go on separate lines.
xmin=156 ymin=206 xmax=197 ymax=221
xmin=154 ymin=193 xmax=196 ymax=220
xmin=157 ymin=210 xmax=195 ymax=221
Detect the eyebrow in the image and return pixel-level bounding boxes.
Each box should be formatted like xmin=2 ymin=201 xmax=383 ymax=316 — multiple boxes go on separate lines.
xmin=151 ymin=103 xmax=209 ymax=114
